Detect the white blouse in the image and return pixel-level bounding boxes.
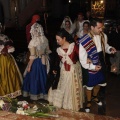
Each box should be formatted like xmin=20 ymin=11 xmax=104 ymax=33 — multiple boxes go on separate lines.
xmin=79 ymin=33 xmax=112 ymax=70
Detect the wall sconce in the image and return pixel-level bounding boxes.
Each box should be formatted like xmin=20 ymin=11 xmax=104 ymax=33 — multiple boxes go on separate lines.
xmin=69 ymin=0 xmax=71 ymax=3
xmin=100 ymin=0 xmax=104 ymax=4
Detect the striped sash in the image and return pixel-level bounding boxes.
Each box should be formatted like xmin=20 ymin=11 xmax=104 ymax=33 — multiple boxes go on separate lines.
xmin=88 ymin=32 xmax=106 ymax=63
xmin=79 ymin=33 xmax=106 ymax=86
xmin=78 ymin=34 xmax=99 ymax=74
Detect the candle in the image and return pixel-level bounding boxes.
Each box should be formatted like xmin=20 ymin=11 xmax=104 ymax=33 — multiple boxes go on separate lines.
xmin=15 ymin=7 xmax=16 ymax=12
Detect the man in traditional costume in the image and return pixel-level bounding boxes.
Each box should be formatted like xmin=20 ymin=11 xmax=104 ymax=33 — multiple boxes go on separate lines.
xmin=78 ymin=18 xmax=116 ymax=112
xmin=73 ymin=12 xmax=88 ymax=35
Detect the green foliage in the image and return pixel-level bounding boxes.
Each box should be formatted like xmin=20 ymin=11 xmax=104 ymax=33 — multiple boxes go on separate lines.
xmin=1 ymin=97 xmax=58 ymax=118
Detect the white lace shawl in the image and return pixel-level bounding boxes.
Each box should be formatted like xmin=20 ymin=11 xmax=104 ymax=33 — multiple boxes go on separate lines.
xmin=60 ymin=16 xmax=73 ymax=29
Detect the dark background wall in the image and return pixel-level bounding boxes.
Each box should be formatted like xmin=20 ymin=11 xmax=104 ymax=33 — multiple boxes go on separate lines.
xmin=48 ymin=0 xmax=120 ymax=20
xmin=0 ymin=1 xmax=4 ymax=24
xmin=105 ymin=0 xmax=120 ymax=19
xmin=0 ymin=0 xmax=120 ymax=27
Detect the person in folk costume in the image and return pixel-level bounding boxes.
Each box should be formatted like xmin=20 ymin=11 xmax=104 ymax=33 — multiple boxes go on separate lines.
xmin=48 ymin=28 xmax=84 ymax=111
xmin=74 ymin=21 xmax=90 ymax=44
xmin=22 ymin=23 xmax=51 ymax=100
xmin=26 ymin=14 xmax=40 ymax=44
xmin=25 ymin=15 xmax=40 ymax=64
xmin=84 ymin=11 xmax=93 ymax=22
xmin=64 ymin=20 xmax=74 ymax=37
xmin=78 ymin=18 xmax=116 ymax=113
xmin=0 ymin=33 xmax=22 ymax=99
xmin=76 ymin=21 xmax=90 ymax=38
xmin=73 ymin=12 xmax=88 ymax=36
xmin=60 ymin=16 xmax=73 ymax=29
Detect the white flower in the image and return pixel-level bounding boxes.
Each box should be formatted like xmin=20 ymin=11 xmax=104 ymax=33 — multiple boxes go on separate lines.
xmin=33 ymin=105 xmax=38 ymax=111
xmin=22 ymin=102 xmax=28 ymax=107
xmin=17 ymin=101 xmax=28 ymax=106
xmin=0 ymin=100 xmax=5 ymax=108
xmin=16 ymin=108 xmax=28 ymax=115
xmin=17 ymin=101 xmax=23 ymax=105
xmin=16 ymin=109 xmax=25 ymax=115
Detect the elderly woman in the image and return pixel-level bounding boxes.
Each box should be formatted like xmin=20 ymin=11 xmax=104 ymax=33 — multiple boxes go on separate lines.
xmin=22 ymin=23 xmax=51 ymax=100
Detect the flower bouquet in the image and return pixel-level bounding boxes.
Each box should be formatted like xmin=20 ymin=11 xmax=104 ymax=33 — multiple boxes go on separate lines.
xmin=0 ymin=97 xmax=59 ymax=118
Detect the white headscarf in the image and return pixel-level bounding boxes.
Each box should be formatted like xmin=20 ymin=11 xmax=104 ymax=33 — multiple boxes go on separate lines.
xmin=60 ymin=16 xmax=73 ymax=29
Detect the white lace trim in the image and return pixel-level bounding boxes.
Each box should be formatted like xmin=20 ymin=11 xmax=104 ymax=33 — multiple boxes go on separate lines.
xmin=28 ymin=36 xmax=48 ymax=48
xmin=0 ymin=90 xmax=21 ymax=99
xmin=8 ymin=47 xmax=15 ymax=53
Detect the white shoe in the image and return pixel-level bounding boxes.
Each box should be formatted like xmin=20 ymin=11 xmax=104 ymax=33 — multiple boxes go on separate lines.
xmin=92 ymin=96 xmax=103 ymax=106
xmin=85 ymin=107 xmax=90 ymax=113
xmin=97 ymin=101 xmax=102 ymax=106
xmin=85 ymin=101 xmax=91 ymax=113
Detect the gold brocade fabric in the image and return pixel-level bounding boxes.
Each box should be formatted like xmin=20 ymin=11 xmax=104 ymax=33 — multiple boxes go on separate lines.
xmin=0 ymin=54 xmax=22 ymax=98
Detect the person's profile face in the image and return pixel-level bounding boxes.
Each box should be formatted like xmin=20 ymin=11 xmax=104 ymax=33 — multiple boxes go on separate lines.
xmin=91 ymin=22 xmax=103 ymax=35
xmin=56 ymin=35 xmax=65 ymax=46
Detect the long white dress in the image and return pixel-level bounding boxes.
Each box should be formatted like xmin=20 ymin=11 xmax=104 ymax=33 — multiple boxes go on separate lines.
xmin=48 ymin=43 xmax=84 ymax=111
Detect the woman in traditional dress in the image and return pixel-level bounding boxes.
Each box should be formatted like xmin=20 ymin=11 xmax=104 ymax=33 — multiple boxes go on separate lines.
xmin=48 ymin=28 xmax=84 ymax=111
xmin=76 ymin=21 xmax=90 ymax=38
xmin=0 ymin=34 xmax=22 ymax=99
xmin=74 ymin=21 xmax=90 ymax=44
xmin=22 ymin=23 xmax=51 ymax=100
xmin=64 ymin=20 xmax=74 ymax=37
xmin=60 ymin=16 xmax=73 ymax=29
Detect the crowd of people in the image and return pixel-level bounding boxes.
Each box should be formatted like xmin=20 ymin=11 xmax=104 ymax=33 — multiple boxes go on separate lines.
xmin=0 ymin=10 xmax=118 ymax=113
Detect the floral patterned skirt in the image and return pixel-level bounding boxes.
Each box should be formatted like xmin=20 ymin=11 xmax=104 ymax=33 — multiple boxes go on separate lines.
xmin=48 ymin=62 xmax=84 ymax=111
